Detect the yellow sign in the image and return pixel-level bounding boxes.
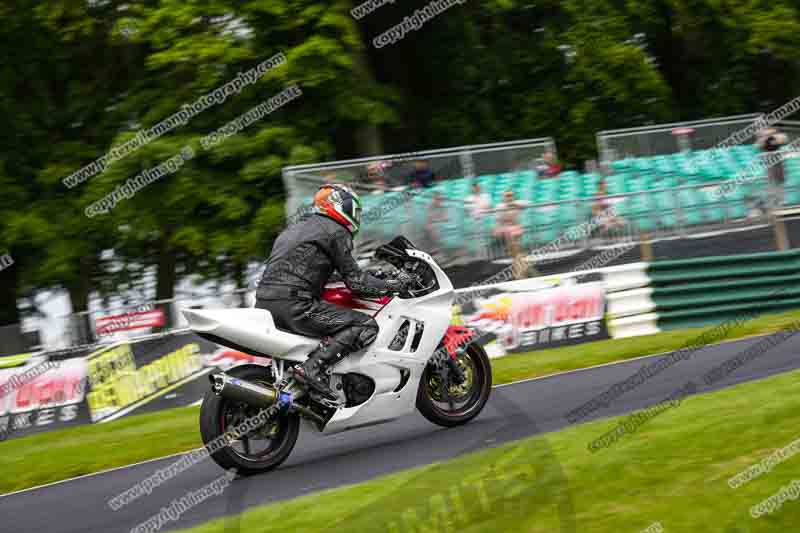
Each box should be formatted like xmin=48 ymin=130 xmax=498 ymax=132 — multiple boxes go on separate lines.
xmin=86 ymin=343 xmax=202 ymax=421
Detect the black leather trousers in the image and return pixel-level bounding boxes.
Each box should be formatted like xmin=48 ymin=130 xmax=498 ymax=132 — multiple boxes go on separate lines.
xmin=255 ymin=292 xmax=379 ymax=364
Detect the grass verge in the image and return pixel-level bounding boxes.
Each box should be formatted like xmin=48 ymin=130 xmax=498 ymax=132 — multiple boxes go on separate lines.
xmin=176 ymin=366 xmax=800 ymax=533
xmin=2 ymin=306 xmax=800 ymax=496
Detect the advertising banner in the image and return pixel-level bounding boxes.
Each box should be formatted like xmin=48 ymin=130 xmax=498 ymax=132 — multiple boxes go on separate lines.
xmin=0 ymin=331 xmax=269 ymax=439
xmin=85 ymin=336 xmax=207 ymax=422
xmin=455 ymin=277 xmax=609 ymax=354
xmin=84 ymin=332 xmax=269 ymax=423
xmin=95 ymin=309 xmax=166 ymax=335
xmin=0 ymin=355 xmax=91 ymax=440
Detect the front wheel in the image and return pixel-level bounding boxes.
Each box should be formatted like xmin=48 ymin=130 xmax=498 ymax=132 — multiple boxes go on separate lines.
xmin=199 ymin=364 xmax=300 ymax=476
xmin=416 ymin=341 xmax=492 ymax=427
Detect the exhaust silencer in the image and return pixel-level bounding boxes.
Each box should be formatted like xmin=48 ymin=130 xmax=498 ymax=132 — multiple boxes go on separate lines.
xmin=209 ymin=372 xmax=328 ymax=428
xmin=210 ymin=373 xmax=278 ymax=409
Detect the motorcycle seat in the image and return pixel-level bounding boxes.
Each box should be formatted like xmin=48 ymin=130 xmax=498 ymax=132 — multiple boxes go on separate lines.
xmin=181 ymin=307 xmax=319 ymax=359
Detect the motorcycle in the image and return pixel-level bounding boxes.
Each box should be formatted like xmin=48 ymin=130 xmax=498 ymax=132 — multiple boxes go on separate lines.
xmin=182 ymin=236 xmax=492 ymax=475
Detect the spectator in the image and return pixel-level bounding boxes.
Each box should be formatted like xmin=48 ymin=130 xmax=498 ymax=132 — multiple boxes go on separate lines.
xmin=425 ymin=192 xmax=450 ymax=255
xmin=408 ymin=159 xmax=436 ymax=188
xmin=465 ymin=182 xmax=491 ymax=218
xmin=493 ymin=190 xmax=524 ymax=261
xmin=592 ymin=179 xmax=625 ymax=234
xmin=366 ymin=161 xmax=390 ymax=193
xmin=537 ymin=151 xmax=562 ymax=178
xmin=756 ymin=128 xmax=789 ymax=211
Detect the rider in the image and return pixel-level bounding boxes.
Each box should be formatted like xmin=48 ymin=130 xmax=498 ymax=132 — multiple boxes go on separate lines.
xmin=255 ymin=184 xmax=414 ymax=401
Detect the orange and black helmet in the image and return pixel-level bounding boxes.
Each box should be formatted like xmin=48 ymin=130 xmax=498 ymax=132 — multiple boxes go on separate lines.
xmin=313 ymin=184 xmax=363 ymax=236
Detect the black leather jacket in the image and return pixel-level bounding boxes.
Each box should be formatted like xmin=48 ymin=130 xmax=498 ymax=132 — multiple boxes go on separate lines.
xmin=257 ymin=213 xmax=400 ymax=299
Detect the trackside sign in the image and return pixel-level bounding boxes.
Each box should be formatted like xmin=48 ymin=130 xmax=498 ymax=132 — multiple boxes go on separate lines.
xmin=458 ymin=281 xmax=609 ymax=353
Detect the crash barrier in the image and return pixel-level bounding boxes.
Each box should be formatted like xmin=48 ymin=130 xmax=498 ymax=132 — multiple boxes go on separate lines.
xmin=605 ymin=263 xmax=660 ymax=339
xmin=606 ymin=249 xmax=800 ymax=337
xmin=650 ymin=249 xmax=800 ymax=330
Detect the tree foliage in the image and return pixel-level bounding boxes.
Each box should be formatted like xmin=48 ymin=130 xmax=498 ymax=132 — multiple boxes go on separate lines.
xmin=2 ymin=0 xmax=799 ymax=327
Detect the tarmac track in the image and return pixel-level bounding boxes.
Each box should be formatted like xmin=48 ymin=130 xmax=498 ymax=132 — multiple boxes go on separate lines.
xmin=2 ymin=331 xmax=799 ymax=533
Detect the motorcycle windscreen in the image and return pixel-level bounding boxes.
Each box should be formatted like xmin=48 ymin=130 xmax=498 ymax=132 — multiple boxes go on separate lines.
xmin=375 ymin=236 xmax=418 ymax=263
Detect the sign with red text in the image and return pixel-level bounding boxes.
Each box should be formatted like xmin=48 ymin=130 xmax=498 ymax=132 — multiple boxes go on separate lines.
xmin=0 ymin=356 xmax=91 ymax=440
xmin=95 ymin=309 xmax=166 ymax=335
xmin=459 ymin=281 xmax=609 ymax=353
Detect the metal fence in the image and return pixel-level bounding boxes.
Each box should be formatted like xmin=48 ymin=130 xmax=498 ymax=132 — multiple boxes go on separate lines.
xmin=281 ymin=138 xmax=558 ymax=221
xmin=60 ymin=289 xmax=252 ymax=350
xmin=0 ymin=324 xmax=41 ymax=357
xmin=777 ymin=120 xmax=800 ymax=144
xmin=597 ymin=114 xmax=763 ymax=162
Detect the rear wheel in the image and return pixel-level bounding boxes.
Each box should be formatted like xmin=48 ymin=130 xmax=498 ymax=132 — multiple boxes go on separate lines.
xmin=416 ymin=341 xmax=492 ymax=427
xmin=199 ymin=364 xmax=300 ymax=476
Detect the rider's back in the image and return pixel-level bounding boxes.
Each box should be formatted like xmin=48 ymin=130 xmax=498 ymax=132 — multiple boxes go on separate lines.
xmin=257 ymin=213 xmax=349 ymax=299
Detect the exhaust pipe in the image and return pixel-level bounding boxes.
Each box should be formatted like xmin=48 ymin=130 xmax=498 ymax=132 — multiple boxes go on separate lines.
xmin=210 ymin=373 xmax=277 ymax=409
xmin=209 ymin=372 xmax=327 ymax=427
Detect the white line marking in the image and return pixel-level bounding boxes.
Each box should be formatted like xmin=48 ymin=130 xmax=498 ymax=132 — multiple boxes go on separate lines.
xmin=494 ymin=330 xmax=769 ymax=388
xmin=0 ymin=448 xmax=200 ymax=500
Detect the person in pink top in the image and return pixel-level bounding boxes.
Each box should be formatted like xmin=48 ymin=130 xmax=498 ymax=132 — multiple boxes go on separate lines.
xmin=493 ymin=190 xmax=525 ymax=261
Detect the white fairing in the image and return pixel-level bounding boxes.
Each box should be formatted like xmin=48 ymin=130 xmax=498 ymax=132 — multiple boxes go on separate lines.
xmin=181 ymin=307 xmax=319 ymax=360
xmin=182 ymin=248 xmax=455 ymax=434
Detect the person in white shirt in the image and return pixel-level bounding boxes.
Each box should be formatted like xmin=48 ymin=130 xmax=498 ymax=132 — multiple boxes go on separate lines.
xmin=466 ymin=182 xmax=491 ymax=218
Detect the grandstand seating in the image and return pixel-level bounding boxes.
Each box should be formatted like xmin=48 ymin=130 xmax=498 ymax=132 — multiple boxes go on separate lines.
xmin=353 ymin=144 xmax=800 ymax=253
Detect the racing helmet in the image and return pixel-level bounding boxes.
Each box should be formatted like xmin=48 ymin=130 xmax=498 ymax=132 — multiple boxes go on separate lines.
xmin=313 ymin=184 xmax=363 ymax=236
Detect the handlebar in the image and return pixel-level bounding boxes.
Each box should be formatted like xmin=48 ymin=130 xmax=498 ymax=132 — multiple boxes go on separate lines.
xmin=374 ymin=236 xmax=439 ymax=298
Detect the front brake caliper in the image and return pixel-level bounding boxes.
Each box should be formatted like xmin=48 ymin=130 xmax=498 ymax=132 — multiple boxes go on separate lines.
xmin=446 ymin=356 xmax=466 ymax=385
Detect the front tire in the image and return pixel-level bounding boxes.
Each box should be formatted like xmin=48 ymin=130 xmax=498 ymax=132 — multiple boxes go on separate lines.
xmin=199 ymin=364 xmax=300 ymax=476
xmin=416 ymin=341 xmax=492 ymax=427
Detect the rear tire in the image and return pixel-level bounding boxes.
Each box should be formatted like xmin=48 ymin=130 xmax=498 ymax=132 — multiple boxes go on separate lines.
xmin=416 ymin=342 xmax=492 ymax=427
xmin=199 ymin=364 xmax=300 ymax=476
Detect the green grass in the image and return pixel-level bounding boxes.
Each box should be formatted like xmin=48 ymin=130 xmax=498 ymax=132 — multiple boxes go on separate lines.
xmin=3 ymin=306 xmax=800 ymax=497
xmin=175 ymin=367 xmax=800 ymax=533
xmin=0 ymin=405 xmax=201 ymax=495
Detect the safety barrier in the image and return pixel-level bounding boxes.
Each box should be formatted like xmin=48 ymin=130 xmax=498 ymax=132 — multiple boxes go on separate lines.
xmin=604 ymin=263 xmax=659 ymax=338
xmin=606 ymin=249 xmax=800 ymax=337
xmin=650 ymin=249 xmax=800 ymax=330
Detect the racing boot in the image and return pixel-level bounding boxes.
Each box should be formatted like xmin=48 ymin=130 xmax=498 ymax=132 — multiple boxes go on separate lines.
xmin=293 ymin=337 xmax=346 ymax=402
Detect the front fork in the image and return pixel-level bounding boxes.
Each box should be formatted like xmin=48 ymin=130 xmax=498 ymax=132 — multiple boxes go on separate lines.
xmin=429 ymin=344 xmax=467 ymax=385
